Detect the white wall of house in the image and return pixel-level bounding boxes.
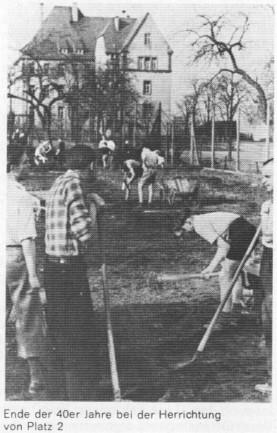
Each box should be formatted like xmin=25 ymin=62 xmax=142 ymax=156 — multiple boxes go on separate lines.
xmin=95 ymin=36 xmax=108 ymax=67
xmin=127 ymin=14 xmax=172 ymax=116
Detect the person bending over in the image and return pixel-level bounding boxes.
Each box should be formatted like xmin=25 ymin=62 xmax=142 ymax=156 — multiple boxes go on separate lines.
xmin=174 ymin=210 xmax=257 ymax=331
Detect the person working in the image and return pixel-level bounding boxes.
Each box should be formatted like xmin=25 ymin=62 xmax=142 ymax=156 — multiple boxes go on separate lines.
xmin=174 ymin=210 xmax=257 ymax=331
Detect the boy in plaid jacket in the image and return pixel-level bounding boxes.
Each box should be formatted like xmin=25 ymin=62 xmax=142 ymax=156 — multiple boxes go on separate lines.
xmin=44 ymin=146 xmax=104 ymax=401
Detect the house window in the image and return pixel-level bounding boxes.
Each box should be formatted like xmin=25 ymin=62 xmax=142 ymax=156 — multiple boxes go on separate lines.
xmin=138 ymin=57 xmax=144 ymax=70
xmin=43 ymin=85 xmax=50 ymax=98
xmin=138 ymin=57 xmax=158 ymax=71
xmin=61 ymin=48 xmax=69 ymax=55
xmin=145 ymin=57 xmax=151 ymax=71
xmin=143 ymin=80 xmax=152 ymax=95
xmin=57 ymin=85 xmax=64 ymax=97
xmin=122 ymin=53 xmax=128 ymax=69
xmin=58 ymin=63 xmax=65 ymax=76
xmin=144 ymin=33 xmax=151 ymax=45
xmin=84 ymin=63 xmax=92 ymax=77
xmin=22 ymin=62 xmax=27 ymax=75
xmin=29 ymin=107 xmax=35 ymax=125
xmin=110 ymin=53 xmax=119 ymax=67
xmin=29 ymin=63 xmax=35 ymax=74
xmin=151 ymin=58 xmax=157 ymax=70
xmin=58 ymin=106 xmax=64 ymax=120
xmin=43 ymin=63 xmax=49 ymax=75
xmin=29 ymin=85 xmax=35 ymax=95
xmin=75 ymin=49 xmax=84 ymax=55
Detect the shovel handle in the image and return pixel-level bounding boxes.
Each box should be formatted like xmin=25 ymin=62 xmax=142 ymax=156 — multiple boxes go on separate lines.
xmin=157 ymin=272 xmax=219 ymax=283
xmin=96 ymin=207 xmax=122 ymax=401
xmin=197 ymin=224 xmax=261 ymax=354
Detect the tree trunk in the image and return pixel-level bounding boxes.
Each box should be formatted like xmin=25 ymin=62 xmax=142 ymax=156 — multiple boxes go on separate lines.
xmin=235 ymin=68 xmax=267 ymax=122
xmin=46 ymin=110 xmax=52 ymax=143
xmin=227 ymin=120 xmax=233 ymax=161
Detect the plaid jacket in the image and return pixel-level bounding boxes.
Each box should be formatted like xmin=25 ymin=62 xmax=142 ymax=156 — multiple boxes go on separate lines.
xmin=45 ymin=170 xmax=91 ymax=256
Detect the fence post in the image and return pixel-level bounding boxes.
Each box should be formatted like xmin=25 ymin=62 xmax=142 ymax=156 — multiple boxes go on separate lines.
xmin=190 ymin=117 xmax=193 ymax=165
xmin=190 ymin=116 xmax=199 ymax=166
xmin=171 ymin=119 xmax=174 ymax=165
xmin=211 ymin=108 xmax=215 ymax=169
xmin=133 ymin=102 xmax=137 ymax=147
xmin=266 ymin=100 xmax=270 ymax=160
xmin=236 ymin=108 xmax=240 ymax=172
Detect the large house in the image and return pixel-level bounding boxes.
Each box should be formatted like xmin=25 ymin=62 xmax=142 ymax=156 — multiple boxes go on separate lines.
xmin=9 ymin=4 xmax=173 ymax=145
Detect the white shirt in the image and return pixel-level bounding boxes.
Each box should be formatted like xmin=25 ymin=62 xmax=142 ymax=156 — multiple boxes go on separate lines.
xmin=6 ymin=178 xmax=37 ymax=246
xmin=107 ymin=140 xmax=115 ymax=151
xmin=194 ymin=212 xmax=240 ymax=245
xmin=261 ymin=199 xmax=273 ymax=248
xmin=98 ymin=139 xmax=107 ymax=149
xmin=142 ymin=148 xmax=163 ymax=169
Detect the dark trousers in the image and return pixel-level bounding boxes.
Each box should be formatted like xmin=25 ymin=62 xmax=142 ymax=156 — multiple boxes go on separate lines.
xmin=260 ymin=246 xmax=272 ymax=384
xmin=44 ymin=255 xmax=100 ymax=400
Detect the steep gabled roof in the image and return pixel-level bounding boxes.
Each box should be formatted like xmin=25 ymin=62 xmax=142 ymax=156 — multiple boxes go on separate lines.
xmin=19 ymin=6 xmax=172 ymax=61
xmin=20 ymin=6 xmax=137 ymax=60
xmin=21 ymin=6 xmax=110 ymax=60
xmin=101 ymin=17 xmax=137 ymax=53
xmin=121 ymin=13 xmax=149 ymax=51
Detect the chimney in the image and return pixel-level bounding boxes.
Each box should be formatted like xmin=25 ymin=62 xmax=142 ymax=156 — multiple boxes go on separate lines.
xmin=114 ymin=16 xmax=119 ymax=31
xmin=72 ymin=2 xmax=78 ymax=22
xmin=40 ymin=3 xmax=44 ymax=25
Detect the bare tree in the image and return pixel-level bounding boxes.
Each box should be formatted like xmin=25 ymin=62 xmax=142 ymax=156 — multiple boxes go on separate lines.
xmin=177 ymin=80 xmax=204 ymax=124
xmin=8 ymin=55 xmax=64 ymax=142
xmin=95 ymin=59 xmax=141 ymax=147
xmin=176 ymin=80 xmax=206 ymax=156
xmin=214 ymin=73 xmax=252 ymax=158
xmin=61 ymin=60 xmax=96 ymax=145
xmin=188 ymin=14 xmax=268 ymax=121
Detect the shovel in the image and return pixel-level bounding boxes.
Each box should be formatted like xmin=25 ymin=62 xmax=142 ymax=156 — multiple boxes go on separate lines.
xmin=96 ymin=206 xmax=123 ymax=401
xmin=171 ymin=224 xmax=261 ymax=370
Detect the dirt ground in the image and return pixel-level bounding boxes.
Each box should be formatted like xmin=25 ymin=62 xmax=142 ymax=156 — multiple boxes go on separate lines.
xmin=6 ymin=162 xmax=271 ymax=402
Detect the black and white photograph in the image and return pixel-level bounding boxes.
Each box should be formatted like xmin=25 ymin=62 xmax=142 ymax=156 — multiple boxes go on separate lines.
xmin=2 ymin=0 xmax=275 ymax=431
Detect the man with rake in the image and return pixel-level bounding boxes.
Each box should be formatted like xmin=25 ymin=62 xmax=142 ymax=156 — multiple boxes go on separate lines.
xmin=174 ymin=209 xmax=256 ymax=331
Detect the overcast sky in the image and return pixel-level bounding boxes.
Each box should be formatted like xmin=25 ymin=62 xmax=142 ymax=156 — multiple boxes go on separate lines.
xmin=5 ymin=0 xmax=275 ymax=110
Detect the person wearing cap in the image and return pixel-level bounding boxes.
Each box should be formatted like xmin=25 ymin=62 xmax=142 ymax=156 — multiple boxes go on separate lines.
xmin=44 ymin=146 xmax=104 ymax=400
xmin=255 ymin=158 xmax=273 ymax=395
xmin=138 ymin=148 xmax=165 ymax=205
xmin=6 ymin=146 xmax=46 ymax=397
xmin=174 ymin=210 xmax=257 ymax=331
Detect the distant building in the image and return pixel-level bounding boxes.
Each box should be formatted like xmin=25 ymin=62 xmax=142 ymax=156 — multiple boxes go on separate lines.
xmin=8 ymin=4 xmax=173 ymax=143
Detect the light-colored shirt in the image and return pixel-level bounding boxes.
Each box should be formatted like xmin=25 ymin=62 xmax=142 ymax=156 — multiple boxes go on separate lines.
xmin=261 ymin=199 xmax=273 ymax=248
xmin=99 ymin=139 xmax=107 ymax=149
xmin=194 ymin=212 xmax=240 ymax=245
xmin=107 ymin=140 xmax=115 ymax=151
xmin=141 ymin=148 xmax=164 ymax=170
xmin=6 ymin=178 xmax=37 ymax=246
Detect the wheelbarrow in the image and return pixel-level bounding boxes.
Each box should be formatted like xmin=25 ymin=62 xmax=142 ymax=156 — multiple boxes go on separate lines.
xmin=158 ymin=176 xmax=199 ymax=206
